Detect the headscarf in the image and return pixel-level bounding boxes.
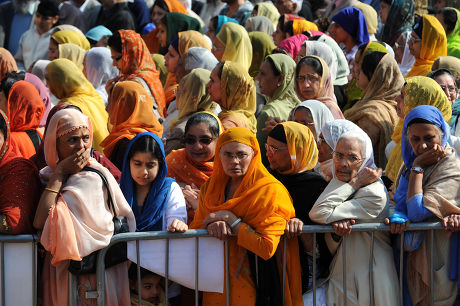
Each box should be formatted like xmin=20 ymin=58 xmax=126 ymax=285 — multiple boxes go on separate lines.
xmin=219 ymin=61 xmax=257 ymax=133
xmin=245 ymin=16 xmax=275 ymax=36
xmin=292 ymin=20 xmax=318 ymax=34
xmin=331 ymin=7 xmax=370 ymax=46
xmin=437 ymin=56 xmax=460 ymax=80
xmin=215 ymin=15 xmax=239 ymax=35
xmin=46 ymin=58 xmax=109 ymax=152
xmin=352 ymin=1 xmax=378 ymax=35
xmin=51 ymin=30 xmax=90 ymax=50
xmin=84 ymin=47 xmax=119 ymax=105
xmin=381 ymin=0 xmax=414 ymax=46
xmin=24 ymin=73 xmax=51 ymax=127
xmin=0 ymin=110 xmax=16 ymax=167
xmin=255 ymin=2 xmax=280 ymax=27
xmin=7 ymin=81 xmax=45 ymax=158
xmin=58 ymin=43 xmax=86 ymax=70
xmin=397 ymin=31 xmax=416 ymax=77
xmin=0 ymin=48 xmax=17 ymax=81
xmin=276 ymin=121 xmax=318 ymax=175
xmin=53 ymin=25 xmax=85 ymax=36
xmin=217 ymin=22 xmax=253 ymax=71
xmin=163 ymin=0 xmax=187 ymax=14
xmin=101 ymin=81 xmax=164 ymax=159
xmin=278 ymin=34 xmax=308 ymax=59
xmin=316 ymin=35 xmax=350 ymax=86
xmin=172 ymin=68 xmax=217 ymax=129
xmin=151 ymin=54 xmax=167 ymax=86
xmin=406 ymin=15 xmax=447 ymax=77
xmin=248 ymin=31 xmax=276 ymax=78
xmin=290 ymin=100 xmax=334 ymax=141
xmin=31 ymin=60 xmax=50 ymax=83
xmin=447 ymin=8 xmax=460 ymax=59
xmin=265 ymin=54 xmax=300 ymax=106
xmin=183 ymin=47 xmax=219 ymax=72
xmin=165 ymin=13 xmax=202 ymax=47
xmin=385 ymin=76 xmax=452 ymax=182
xmin=120 ymin=132 xmax=174 ymax=232
xmin=112 ymin=30 xmax=166 ymax=118
xmin=85 ymin=25 xmax=112 ymax=42
xmin=303 ymin=41 xmax=338 ymax=82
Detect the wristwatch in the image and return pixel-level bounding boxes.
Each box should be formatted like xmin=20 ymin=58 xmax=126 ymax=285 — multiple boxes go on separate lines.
xmin=410 ymin=166 xmax=424 ymax=174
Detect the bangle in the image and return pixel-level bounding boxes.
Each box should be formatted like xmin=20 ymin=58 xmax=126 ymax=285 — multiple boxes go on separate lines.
xmin=45 ymin=187 xmax=60 ymax=194
xmin=230 ymin=217 xmax=242 ymax=228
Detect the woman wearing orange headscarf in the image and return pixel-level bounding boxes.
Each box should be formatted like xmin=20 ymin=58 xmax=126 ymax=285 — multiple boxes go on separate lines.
xmin=0 ymin=48 xmax=18 ymax=81
xmin=107 ymin=30 xmax=166 ymax=119
xmin=190 ymin=127 xmax=302 ymax=306
xmin=4 ymin=81 xmax=44 ymax=158
xmin=101 ymin=81 xmax=163 ymax=170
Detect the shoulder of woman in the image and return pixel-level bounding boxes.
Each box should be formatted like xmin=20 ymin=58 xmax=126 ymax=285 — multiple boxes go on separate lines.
xmin=354 ymin=178 xmax=388 ymax=201
xmin=425 ymin=146 xmax=460 ymax=176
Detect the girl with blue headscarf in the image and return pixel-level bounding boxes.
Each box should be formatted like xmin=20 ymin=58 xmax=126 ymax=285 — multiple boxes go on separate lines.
xmin=387 ymin=105 xmax=460 ymax=305
xmin=120 ymin=132 xmax=187 ymax=232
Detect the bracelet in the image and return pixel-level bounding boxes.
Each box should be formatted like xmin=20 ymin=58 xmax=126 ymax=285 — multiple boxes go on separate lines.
xmin=230 ymin=217 xmax=242 ymax=228
xmin=45 ymin=187 xmax=60 ymax=194
xmin=410 ymin=166 xmax=424 ymax=174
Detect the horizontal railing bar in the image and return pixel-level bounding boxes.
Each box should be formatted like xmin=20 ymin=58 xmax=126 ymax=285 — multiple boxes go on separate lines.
xmin=0 ymin=235 xmax=38 ymax=243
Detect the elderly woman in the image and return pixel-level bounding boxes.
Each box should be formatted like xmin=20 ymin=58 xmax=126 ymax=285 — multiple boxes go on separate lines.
xmin=190 ymin=127 xmax=302 ymax=305
xmin=309 ymin=121 xmax=400 ymax=305
xmin=386 ymin=105 xmax=460 ymax=305
xmin=33 ymin=108 xmax=135 ymax=305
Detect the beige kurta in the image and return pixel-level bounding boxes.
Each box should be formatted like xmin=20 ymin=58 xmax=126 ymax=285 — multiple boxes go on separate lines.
xmin=309 ymin=178 xmax=400 ymax=306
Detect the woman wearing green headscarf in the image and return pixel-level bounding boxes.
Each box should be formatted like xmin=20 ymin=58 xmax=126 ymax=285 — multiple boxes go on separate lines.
xmin=248 ymin=32 xmax=276 ymax=78
xmin=438 ymin=8 xmax=460 ymax=58
xmin=156 ymin=12 xmax=202 ymax=49
xmin=253 ymin=2 xmax=280 ymax=27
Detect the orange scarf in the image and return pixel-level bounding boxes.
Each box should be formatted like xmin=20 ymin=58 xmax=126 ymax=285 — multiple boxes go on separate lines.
xmin=0 ymin=48 xmax=17 ymax=80
xmin=166 ymin=148 xmax=213 ymax=187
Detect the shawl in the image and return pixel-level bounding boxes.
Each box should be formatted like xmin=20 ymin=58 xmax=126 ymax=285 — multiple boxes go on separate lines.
xmin=219 ymin=61 xmax=257 ymax=133
xmin=51 ymin=30 xmax=90 ymax=50
xmin=84 ymin=47 xmax=119 ymax=105
xmin=381 ymin=0 xmax=414 ymax=46
xmin=58 ymin=43 xmax=86 ymax=70
xmin=292 ymin=20 xmax=318 ymax=34
xmin=183 ymin=47 xmax=219 ymax=72
xmin=85 ymin=25 xmax=112 ymax=42
xmin=296 ymin=55 xmax=344 ymax=119
xmin=447 ymin=9 xmax=460 ymax=59
xmin=398 ymin=31 xmax=416 ymax=76
xmin=31 ymin=60 xmax=50 ymax=83
xmin=324 ymin=0 xmax=357 ymax=18
xmin=277 ymin=121 xmax=318 ymax=175
xmin=165 ymin=13 xmax=202 ymax=47
xmin=47 ymin=58 xmax=109 ymax=152
xmin=217 ymin=22 xmax=253 ymax=72
xmin=7 ymin=81 xmax=44 ymax=159
xmin=112 ymin=30 xmax=166 ymax=118
xmin=385 ymin=76 xmax=452 ymax=182
xmin=151 ymin=54 xmax=167 ymax=86
xmin=24 ymin=72 xmax=51 ymax=127
xmin=215 ymin=15 xmax=239 ymax=35
xmin=303 ymin=41 xmax=337 ymax=82
xmin=352 ymin=1 xmax=377 ymax=35
xmin=255 ymin=2 xmax=280 ymax=27
xmin=248 ymin=31 xmax=276 ymax=78
xmin=331 ymin=7 xmax=370 ymax=46
xmin=316 ymin=35 xmax=350 ymax=86
xmin=278 ymin=34 xmax=308 ymax=59
xmin=245 ymin=16 xmax=275 ymax=36
xmin=120 ymin=132 xmax=174 ymax=232
xmin=438 ymin=56 xmax=460 ymax=79
xmin=101 ymin=81 xmax=163 ymax=159
xmin=290 ymin=100 xmax=334 ymax=142
xmin=406 ymin=15 xmax=447 ymax=78
xmin=344 ymin=54 xmax=404 ymax=168
xmin=0 ymin=48 xmax=17 ymax=81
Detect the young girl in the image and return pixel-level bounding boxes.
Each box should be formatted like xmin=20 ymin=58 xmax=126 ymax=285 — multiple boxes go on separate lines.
xmin=120 ymin=132 xmax=187 ymax=232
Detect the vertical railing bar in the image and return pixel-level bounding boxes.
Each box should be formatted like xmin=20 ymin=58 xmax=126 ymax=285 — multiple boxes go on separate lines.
xmin=1 ymin=242 xmax=4 ymax=306
xmin=68 ymin=272 xmax=77 ymax=306
xmin=255 ymin=255 xmax=259 ymax=287
xmin=399 ymin=231 xmax=404 ymax=306
xmin=313 ymin=233 xmax=317 ymax=306
xmin=282 ymin=236 xmax=287 ymax=306
xmin=97 ymin=253 xmax=106 ymax=306
xmin=225 ymin=236 xmax=229 ymax=306
xmin=136 ymin=240 xmax=141 ymax=305
xmin=32 ymin=241 xmax=37 ymax=306
xmin=342 ymin=236 xmax=347 ymax=306
xmin=430 ymin=230 xmax=434 ymax=306
xmin=195 ymin=237 xmax=199 ymax=306
xmin=165 ymin=238 xmax=169 ymax=304
xmin=369 ymin=231 xmax=375 ymax=306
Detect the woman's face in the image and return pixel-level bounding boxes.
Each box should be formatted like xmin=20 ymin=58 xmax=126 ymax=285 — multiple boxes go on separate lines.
xmin=293 ymin=107 xmax=316 ymax=139
xmin=164 ymin=45 xmax=180 ymax=74
xmin=394 ymin=34 xmax=406 ymax=64
xmin=156 ymin=23 xmax=167 ymax=47
xmin=328 ymin=22 xmax=348 ymax=44
xmin=435 ymin=74 xmax=457 ymax=105
xmin=333 ymin=137 xmax=364 ymax=182
xmin=295 ymin=45 xmax=306 ymax=63
xmin=407 ymin=123 xmax=442 ymax=156
xmin=408 ymin=32 xmax=422 ymax=59
xmin=184 ymin=122 xmax=217 ymax=162
xmin=266 ymin=136 xmax=291 ymax=173
xmin=206 ymin=21 xmax=216 ymax=41
xmin=351 ymin=49 xmax=362 ymax=79
xmin=379 ymin=1 xmax=390 ymax=24
xmin=356 ymin=66 xmax=370 ymax=91
xmin=272 ymin=24 xmax=286 ymax=46
xmin=152 ymin=5 xmax=167 ymax=26
xmin=56 ymin=128 xmax=91 ymax=161
xmin=211 ymin=37 xmax=225 ymax=61
xmin=219 ymin=142 xmax=254 ymax=180
xmin=395 ymin=86 xmax=405 ymax=118
xmin=296 ymin=64 xmax=321 ymax=100
xmin=48 ymin=39 xmax=59 ymax=60
xmin=256 ymin=60 xmax=282 ymax=98
xmin=206 ymin=66 xmax=222 ymax=103
xmin=130 ymin=151 xmax=160 ymax=187
xmin=110 ymin=48 xmax=123 ymax=70
xmin=317 ymin=133 xmax=332 ymax=162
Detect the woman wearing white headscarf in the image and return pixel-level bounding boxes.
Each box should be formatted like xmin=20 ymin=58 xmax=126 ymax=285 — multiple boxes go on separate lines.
xmin=309 ymin=120 xmax=399 ymax=305
xmin=289 ymin=100 xmax=334 ymax=142
xmin=183 ymin=47 xmax=219 ymax=73
xmin=83 ymin=47 xmax=119 ymax=105
xmin=298 ymin=41 xmax=338 ymax=83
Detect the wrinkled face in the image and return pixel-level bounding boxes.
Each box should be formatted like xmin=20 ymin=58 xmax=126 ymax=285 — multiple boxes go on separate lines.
xmin=164 ymin=45 xmax=179 ymax=73
xmin=48 ymin=39 xmax=59 ymax=60
xmin=435 ymin=74 xmax=457 ymax=105
xmin=56 ymin=128 xmax=91 ymax=161
xmin=156 ymin=23 xmax=167 ymax=47
xmin=407 ymin=123 xmax=442 ymax=156
xmin=206 ymin=66 xmax=222 ymax=103
xmin=395 ymin=86 xmax=405 ymax=118
xmin=35 ymin=12 xmax=58 ymax=35
xmin=328 ymin=22 xmax=349 ymax=44
xmin=296 ymin=65 xmax=321 ymax=100
xmin=379 ymin=1 xmax=390 ymax=24
xmin=293 ymin=107 xmax=316 ymax=139
xmin=211 ymin=37 xmax=225 ymax=61
xmin=272 ymin=24 xmax=286 ymax=46
xmin=266 ymin=136 xmax=291 ymax=173
xmin=356 ymin=66 xmax=370 ymax=91
xmin=184 ymin=122 xmax=217 ymax=162
xmin=333 ymin=137 xmax=364 ymax=182
xmin=317 ymin=133 xmax=332 ymax=162
xmin=132 ymin=275 xmax=163 ymax=305
xmin=274 ymin=0 xmax=296 ymax=14
xmin=152 ymin=5 xmax=167 ymax=26
xmin=408 ymin=32 xmax=422 ymax=59
xmin=129 ymin=151 xmax=160 ymax=187
xmin=219 ymin=142 xmax=254 ymax=180
xmin=256 ymin=60 xmax=282 ymax=98
xmin=110 ymin=48 xmax=123 ymax=70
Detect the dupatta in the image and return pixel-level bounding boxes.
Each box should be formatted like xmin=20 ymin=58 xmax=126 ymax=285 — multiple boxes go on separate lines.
xmin=381 ymin=0 xmax=414 ymax=46
xmin=248 ymin=32 xmax=276 ymax=78
xmin=217 ymin=22 xmax=253 ymax=72
xmin=58 ymin=43 xmax=86 ymax=70
xmin=51 ymin=30 xmax=90 ymax=50
xmin=447 ymin=8 xmax=460 ymax=58
xmin=0 ymin=48 xmax=17 ymax=80
xmin=255 ymin=2 xmax=280 ymax=27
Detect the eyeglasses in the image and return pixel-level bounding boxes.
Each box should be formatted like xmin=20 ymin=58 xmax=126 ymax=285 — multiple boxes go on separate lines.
xmin=265 ymin=143 xmax=288 ymax=155
xmin=296 ymin=74 xmax=320 ymax=84
xmin=221 ymin=151 xmax=251 ymax=161
xmin=332 ymin=151 xmax=362 ymax=165
xmin=440 ymin=85 xmax=457 ymax=94
xmin=183 ymin=136 xmax=215 ymax=145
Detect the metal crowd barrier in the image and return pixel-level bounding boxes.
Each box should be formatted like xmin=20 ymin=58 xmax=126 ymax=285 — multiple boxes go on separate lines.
xmin=78 ymin=222 xmax=445 ymax=306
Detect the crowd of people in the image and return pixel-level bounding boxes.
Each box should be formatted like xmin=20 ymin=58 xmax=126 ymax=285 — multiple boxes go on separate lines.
xmin=0 ymin=0 xmax=460 ymax=304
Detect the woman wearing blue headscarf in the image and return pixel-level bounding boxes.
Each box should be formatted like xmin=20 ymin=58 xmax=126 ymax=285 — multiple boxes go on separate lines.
xmin=206 ymin=15 xmax=239 ymax=40
xmin=387 ymin=105 xmax=460 ymax=305
xmin=120 ymin=132 xmax=187 ymax=232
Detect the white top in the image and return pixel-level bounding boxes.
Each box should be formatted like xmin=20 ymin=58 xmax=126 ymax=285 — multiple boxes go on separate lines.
xmin=15 ymin=26 xmax=51 ymax=71
xmin=162 ymin=182 xmax=187 ymax=230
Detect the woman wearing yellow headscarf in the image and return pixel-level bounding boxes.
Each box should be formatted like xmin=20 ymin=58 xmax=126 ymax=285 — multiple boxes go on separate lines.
xmin=190 ymin=127 xmax=302 ymax=306
xmin=207 ymin=61 xmax=257 ymax=133
xmin=254 ymin=2 xmax=280 ymax=27
xmin=58 ymin=43 xmax=86 ymax=70
xmin=352 ymin=2 xmax=378 ymax=39
xmin=51 ymin=30 xmax=91 ymax=50
xmin=406 ymin=15 xmax=447 ymax=77
xmin=385 ymin=76 xmax=451 ymax=183
xmin=291 ymin=19 xmax=318 ymax=35
xmin=213 ymin=23 xmax=253 ymax=72
xmin=46 ymin=58 xmax=109 ymax=152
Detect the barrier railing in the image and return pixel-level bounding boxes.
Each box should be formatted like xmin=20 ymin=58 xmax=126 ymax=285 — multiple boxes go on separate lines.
xmin=84 ymin=222 xmax=445 ymax=306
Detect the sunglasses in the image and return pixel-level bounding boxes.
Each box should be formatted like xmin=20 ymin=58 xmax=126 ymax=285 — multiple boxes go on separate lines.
xmin=183 ymin=136 xmax=215 ymax=145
